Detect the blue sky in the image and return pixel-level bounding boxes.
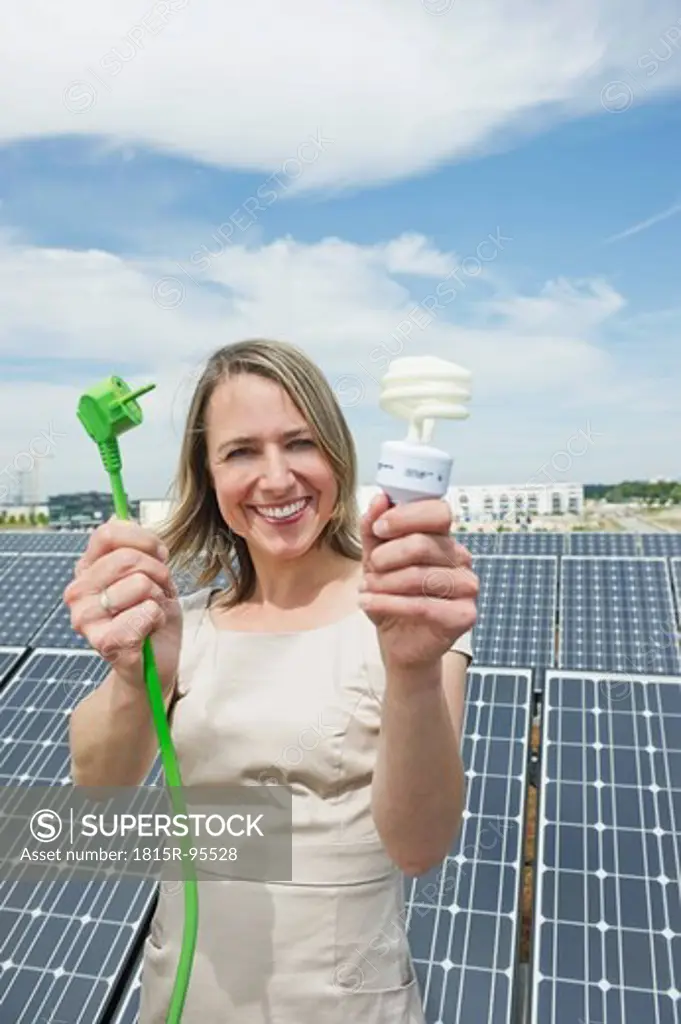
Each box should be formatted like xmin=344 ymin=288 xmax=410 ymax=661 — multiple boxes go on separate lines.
xmin=0 ymin=0 xmax=680 ymax=500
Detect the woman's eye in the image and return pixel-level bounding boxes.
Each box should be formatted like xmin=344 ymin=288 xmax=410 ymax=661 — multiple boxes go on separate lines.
xmin=225 ymin=439 xmax=313 ymax=460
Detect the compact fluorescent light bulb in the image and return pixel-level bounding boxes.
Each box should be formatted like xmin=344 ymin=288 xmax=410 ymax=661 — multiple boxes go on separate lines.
xmin=376 ymin=355 xmax=472 ymax=504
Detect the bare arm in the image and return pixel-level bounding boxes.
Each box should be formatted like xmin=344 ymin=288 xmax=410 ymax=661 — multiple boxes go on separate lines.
xmin=63 ymin=517 xmax=183 ymax=787
xmin=371 ymin=651 xmax=468 ymax=877
xmin=69 ymin=671 xmax=177 ymax=787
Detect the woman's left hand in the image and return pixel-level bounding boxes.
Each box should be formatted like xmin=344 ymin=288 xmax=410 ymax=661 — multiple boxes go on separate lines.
xmin=359 ymin=491 xmax=479 ymax=674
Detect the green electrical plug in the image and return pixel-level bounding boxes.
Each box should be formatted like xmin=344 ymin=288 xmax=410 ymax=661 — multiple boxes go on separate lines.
xmin=77 ymin=375 xmax=198 ymax=1023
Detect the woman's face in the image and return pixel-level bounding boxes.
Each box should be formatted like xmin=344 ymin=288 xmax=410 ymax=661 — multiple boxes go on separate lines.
xmin=205 ymin=373 xmax=339 ymax=560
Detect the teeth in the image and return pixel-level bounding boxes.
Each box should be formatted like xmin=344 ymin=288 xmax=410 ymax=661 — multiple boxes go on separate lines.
xmin=257 ymin=499 xmax=307 ymax=519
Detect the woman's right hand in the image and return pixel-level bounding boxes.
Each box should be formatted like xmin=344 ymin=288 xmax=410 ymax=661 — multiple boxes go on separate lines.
xmin=63 ymin=518 xmax=182 ymax=695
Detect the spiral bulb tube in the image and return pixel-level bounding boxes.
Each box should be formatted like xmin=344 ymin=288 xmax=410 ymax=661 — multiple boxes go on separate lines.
xmin=375 ymin=356 xmax=472 ymax=504
xmin=379 ymin=355 xmax=472 ymax=444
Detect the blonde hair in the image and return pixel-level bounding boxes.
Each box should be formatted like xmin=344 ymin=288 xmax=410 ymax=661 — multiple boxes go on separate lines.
xmin=158 ymin=338 xmax=362 ymax=607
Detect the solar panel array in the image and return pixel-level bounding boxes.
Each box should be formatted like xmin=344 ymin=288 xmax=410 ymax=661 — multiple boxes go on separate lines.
xmin=471 ymin=556 xmax=558 ymax=668
xmin=0 ymin=649 xmax=157 ymax=1023
xmin=559 ymin=556 xmax=681 ymax=675
xmin=406 ymin=668 xmax=532 ymax=1024
xmin=0 ymin=527 xmax=678 ymax=1022
xmin=531 ymin=670 xmax=681 ymax=1023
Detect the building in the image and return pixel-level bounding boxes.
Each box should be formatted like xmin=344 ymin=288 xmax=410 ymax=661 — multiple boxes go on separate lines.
xmin=0 ymin=504 xmax=49 ymax=524
xmin=139 ymin=499 xmax=174 ymax=529
xmin=359 ymin=482 xmax=583 ymax=523
xmin=48 ymin=491 xmax=140 ymax=528
xmin=449 ymin=482 xmax=584 ymax=523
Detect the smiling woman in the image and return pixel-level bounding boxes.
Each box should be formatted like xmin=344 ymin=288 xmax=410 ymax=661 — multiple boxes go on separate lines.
xmin=159 ymin=339 xmax=363 ymax=620
xmin=65 ymin=337 xmax=476 ymax=1023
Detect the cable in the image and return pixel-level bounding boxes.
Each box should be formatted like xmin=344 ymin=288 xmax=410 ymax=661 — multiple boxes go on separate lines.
xmin=376 ymin=356 xmax=472 ymax=503
xmin=77 ymin=377 xmax=198 ymax=1022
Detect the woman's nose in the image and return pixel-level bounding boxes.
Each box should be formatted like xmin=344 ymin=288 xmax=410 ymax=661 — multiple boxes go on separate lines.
xmin=260 ymin=449 xmax=295 ymax=491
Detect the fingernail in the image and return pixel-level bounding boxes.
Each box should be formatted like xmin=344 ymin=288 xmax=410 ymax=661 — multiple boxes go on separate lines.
xmin=372 ymin=519 xmax=389 ymax=538
xmin=158 ymin=544 xmax=169 ymax=560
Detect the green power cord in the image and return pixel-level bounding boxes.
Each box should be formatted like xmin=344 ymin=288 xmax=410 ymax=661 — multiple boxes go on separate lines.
xmin=77 ymin=375 xmax=198 ymax=1022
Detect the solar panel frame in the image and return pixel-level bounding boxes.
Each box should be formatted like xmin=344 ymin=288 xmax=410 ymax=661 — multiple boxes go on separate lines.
xmin=530 ymin=668 xmax=681 ymax=1024
xmin=0 ymin=648 xmax=161 ymax=1024
xmin=470 ymin=555 xmax=558 ymax=668
xmin=405 ymin=666 xmax=533 ymax=1024
xmin=558 ymin=556 xmax=681 ymax=675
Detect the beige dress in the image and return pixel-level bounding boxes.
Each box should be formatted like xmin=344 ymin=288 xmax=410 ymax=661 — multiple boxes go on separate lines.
xmin=138 ymin=587 xmax=472 ymax=1023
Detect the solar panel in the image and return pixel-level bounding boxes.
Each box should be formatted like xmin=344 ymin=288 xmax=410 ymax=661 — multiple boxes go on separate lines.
xmin=559 ymin=557 xmax=681 ymax=675
xmin=31 ymin=600 xmax=91 ymax=651
xmin=0 ymin=553 xmax=78 ymax=646
xmin=20 ymin=531 xmax=90 ymax=554
xmin=0 ymin=649 xmax=158 ymax=1023
xmin=0 ymin=536 xmax=33 ymax=552
xmin=530 ymin=669 xmax=681 ymax=1024
xmin=111 ymin=959 xmax=143 ymax=1024
xmin=0 ymin=649 xmax=110 ymax=785
xmin=470 ymin=556 xmax=557 ymax=667
xmin=0 ymin=554 xmax=19 ymax=580
xmin=0 ymin=532 xmax=89 ymax=554
xmin=456 ymin=533 xmax=499 ymax=555
xmin=0 ymin=646 xmax=26 ymax=693
xmin=497 ymin=533 xmax=565 ymax=556
xmin=0 ymin=533 xmax=33 ymax=552
xmin=671 ymin=559 xmax=681 ymax=627
xmin=32 ymin=560 xmax=231 ymax=648
xmin=568 ymin=532 xmax=640 ymax=556
xmin=405 ymin=668 xmax=532 ymax=1024
xmin=641 ymin=533 xmax=681 ymax=558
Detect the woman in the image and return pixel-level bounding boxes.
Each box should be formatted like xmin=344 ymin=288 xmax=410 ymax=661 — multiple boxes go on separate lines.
xmin=65 ymin=338 xmax=478 ymax=1023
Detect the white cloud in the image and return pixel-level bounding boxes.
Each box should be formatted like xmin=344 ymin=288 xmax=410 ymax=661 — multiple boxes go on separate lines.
xmin=604 ymin=200 xmax=681 ymax=243
xmin=3 ymin=0 xmax=681 ymax=190
xmin=0 ymin=228 xmax=677 ymax=495
xmin=486 ymin=278 xmax=626 ymax=334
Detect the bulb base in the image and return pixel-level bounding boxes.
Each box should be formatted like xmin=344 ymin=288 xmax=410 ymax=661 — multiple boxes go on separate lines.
xmin=376 ymin=440 xmax=452 ymax=504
